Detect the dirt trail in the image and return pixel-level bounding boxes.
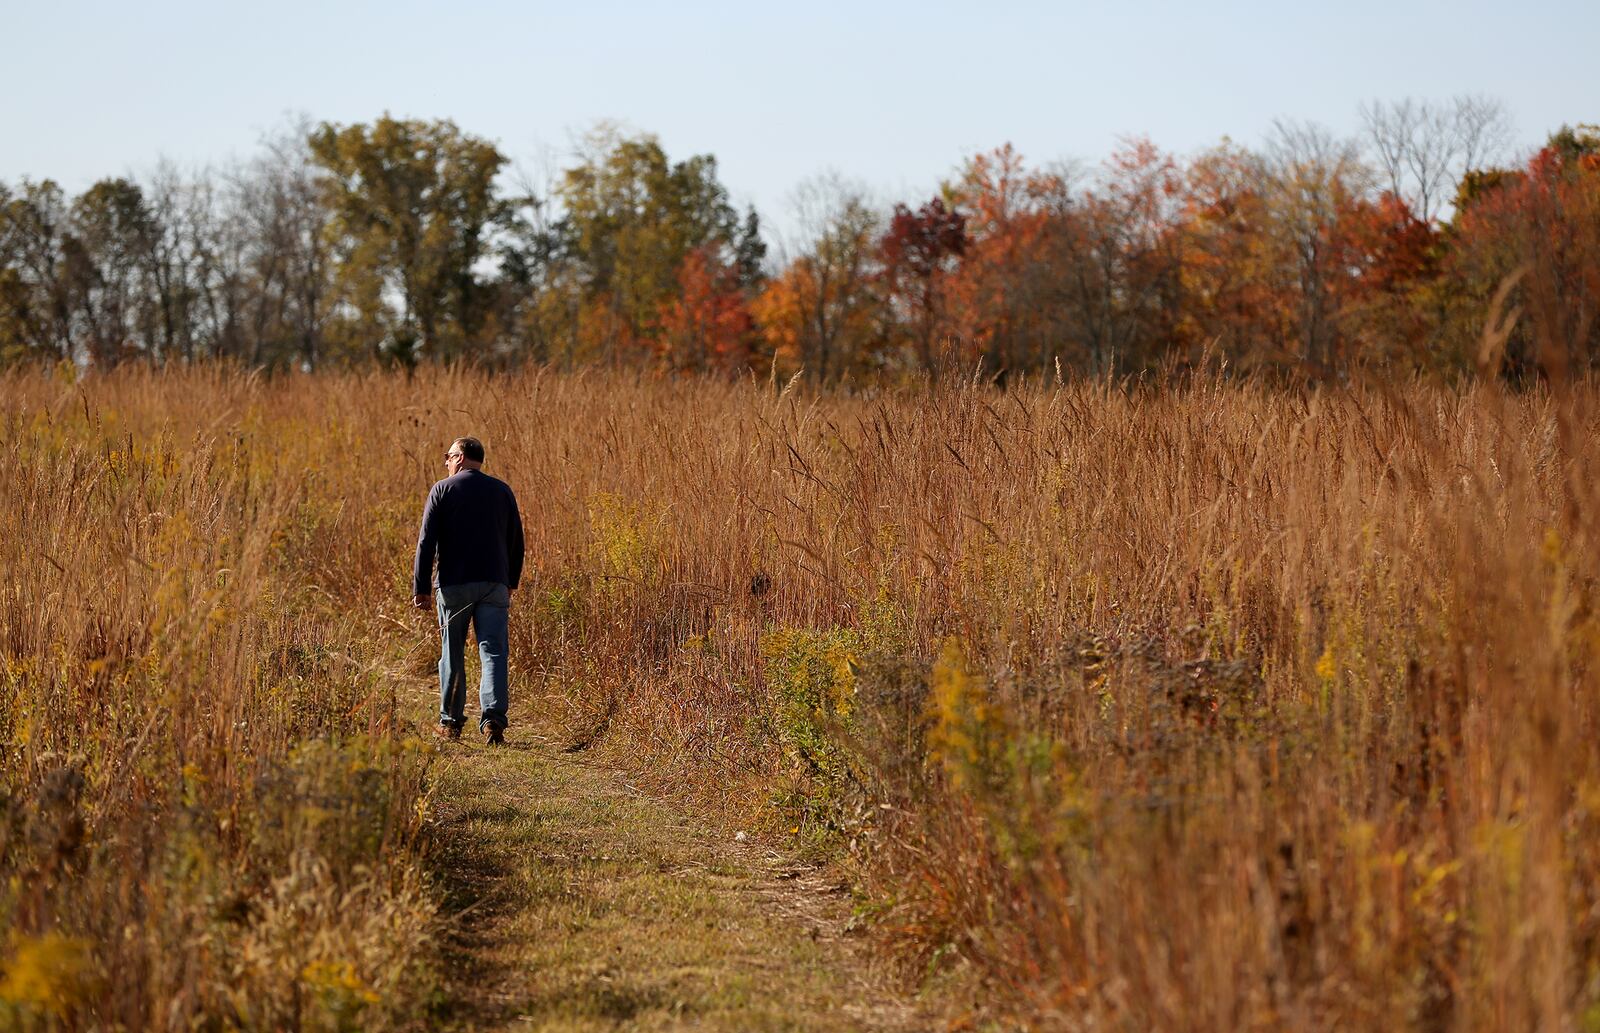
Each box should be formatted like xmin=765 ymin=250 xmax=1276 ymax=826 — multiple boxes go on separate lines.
xmin=426 ymin=733 xmax=938 ymax=1032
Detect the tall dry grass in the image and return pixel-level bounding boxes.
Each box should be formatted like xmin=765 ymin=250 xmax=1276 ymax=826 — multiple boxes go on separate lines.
xmin=0 ymin=367 xmax=437 ymax=1030
xmin=2 ymin=363 xmax=1597 ymax=1030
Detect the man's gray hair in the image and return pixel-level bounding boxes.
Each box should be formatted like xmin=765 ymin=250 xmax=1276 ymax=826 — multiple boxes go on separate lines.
xmin=454 ymin=437 xmax=485 ymax=462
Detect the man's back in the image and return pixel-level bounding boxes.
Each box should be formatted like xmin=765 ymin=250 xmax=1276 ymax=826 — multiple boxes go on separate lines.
xmin=413 ymin=469 xmax=525 ymax=594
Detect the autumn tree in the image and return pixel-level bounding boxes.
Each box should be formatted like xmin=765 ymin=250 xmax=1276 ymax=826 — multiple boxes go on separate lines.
xmin=1443 ymin=126 xmax=1600 ymax=379
xmin=555 ymin=127 xmax=762 ymax=364
xmin=1252 ymin=120 xmax=1380 ymax=374
xmin=119 ymin=164 xmax=262 ymax=363
xmin=944 ymin=145 xmax=1065 ymax=375
xmin=1032 ymin=140 xmax=1188 ymax=374
xmin=754 ymin=173 xmax=882 ymax=380
xmin=655 ymin=244 xmax=755 ymax=374
xmin=879 ymin=197 xmax=967 ymax=374
xmin=5 ymin=98 xmax=1579 ymax=381
xmin=136 ymin=165 xmax=201 ymax=361
xmin=1174 ymin=142 xmax=1274 ymax=365
xmin=1332 ymin=191 xmax=1440 ymax=367
xmin=472 ymin=148 xmax=592 ymax=366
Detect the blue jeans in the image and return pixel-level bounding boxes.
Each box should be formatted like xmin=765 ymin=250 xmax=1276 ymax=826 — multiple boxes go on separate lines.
xmin=436 ymin=581 xmax=510 ymax=731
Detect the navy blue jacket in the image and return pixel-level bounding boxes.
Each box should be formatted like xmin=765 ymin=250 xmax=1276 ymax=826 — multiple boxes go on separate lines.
xmin=412 ymin=469 xmax=525 ymax=595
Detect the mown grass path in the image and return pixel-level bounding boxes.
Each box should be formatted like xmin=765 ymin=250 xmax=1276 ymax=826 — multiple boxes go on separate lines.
xmin=425 ymin=734 xmax=935 ymax=1032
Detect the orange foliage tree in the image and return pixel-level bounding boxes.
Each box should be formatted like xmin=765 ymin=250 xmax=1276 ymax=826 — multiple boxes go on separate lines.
xmin=1175 ymin=130 xmax=1430 ymax=376
xmin=655 ymin=244 xmax=756 ymax=375
xmin=944 ymin=145 xmax=1062 ymax=375
xmin=752 ymin=182 xmax=882 ymax=382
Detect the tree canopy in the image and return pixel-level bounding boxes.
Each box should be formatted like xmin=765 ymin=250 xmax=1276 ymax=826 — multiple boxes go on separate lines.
xmin=3 ymin=105 xmax=1596 ymax=382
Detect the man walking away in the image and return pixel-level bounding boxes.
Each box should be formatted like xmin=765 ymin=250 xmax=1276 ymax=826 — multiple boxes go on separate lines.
xmin=412 ymin=436 xmax=525 ymax=744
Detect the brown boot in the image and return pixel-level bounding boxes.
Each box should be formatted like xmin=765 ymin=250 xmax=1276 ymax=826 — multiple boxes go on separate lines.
xmin=482 ymin=722 xmax=506 ymax=745
xmin=435 ymin=723 xmax=462 ymax=742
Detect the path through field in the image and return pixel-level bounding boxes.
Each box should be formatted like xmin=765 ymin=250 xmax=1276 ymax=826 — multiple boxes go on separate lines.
xmin=426 ymin=733 xmax=937 ymax=1032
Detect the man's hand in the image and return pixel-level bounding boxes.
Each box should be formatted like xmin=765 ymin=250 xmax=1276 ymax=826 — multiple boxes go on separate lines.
xmin=413 ymin=593 xmax=433 ymax=610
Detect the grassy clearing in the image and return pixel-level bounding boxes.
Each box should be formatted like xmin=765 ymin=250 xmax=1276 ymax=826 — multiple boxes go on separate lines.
xmin=425 ymin=732 xmax=932 ymax=1032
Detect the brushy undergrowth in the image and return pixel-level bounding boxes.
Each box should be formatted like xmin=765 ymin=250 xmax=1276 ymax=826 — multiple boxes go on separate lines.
xmin=4 ymin=363 xmax=1599 ymax=1030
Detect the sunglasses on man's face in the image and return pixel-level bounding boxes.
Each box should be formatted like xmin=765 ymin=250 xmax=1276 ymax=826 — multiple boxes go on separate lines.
xmin=445 ymin=451 xmax=464 ymax=462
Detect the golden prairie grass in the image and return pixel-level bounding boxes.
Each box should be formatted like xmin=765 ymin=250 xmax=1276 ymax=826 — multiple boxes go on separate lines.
xmin=0 ymin=366 xmax=436 ymax=1030
xmin=2 ymin=363 xmax=1597 ymax=1030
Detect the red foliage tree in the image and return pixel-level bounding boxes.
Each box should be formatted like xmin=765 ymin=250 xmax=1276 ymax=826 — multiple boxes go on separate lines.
xmin=655 ymin=244 xmax=755 ymax=375
xmin=1445 ymin=128 xmax=1600 ymax=379
xmin=879 ymin=197 xmax=967 ymax=373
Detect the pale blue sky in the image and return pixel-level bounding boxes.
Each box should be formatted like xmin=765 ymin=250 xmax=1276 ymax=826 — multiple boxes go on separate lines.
xmin=3 ymin=0 xmax=1596 ymax=241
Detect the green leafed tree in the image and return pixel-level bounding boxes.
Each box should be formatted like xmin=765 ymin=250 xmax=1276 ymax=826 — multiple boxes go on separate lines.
xmin=309 ymin=116 xmax=507 ymax=363
xmin=65 ymin=178 xmax=157 ymax=366
xmin=0 ymin=180 xmax=75 ymax=363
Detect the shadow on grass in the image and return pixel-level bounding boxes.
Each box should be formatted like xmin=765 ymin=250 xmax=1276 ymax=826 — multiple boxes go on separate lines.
xmin=519 ymin=973 xmax=686 ymax=1024
xmin=426 ymin=771 xmax=540 ymax=1028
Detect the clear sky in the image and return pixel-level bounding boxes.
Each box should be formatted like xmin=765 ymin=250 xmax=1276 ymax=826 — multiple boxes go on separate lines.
xmin=4 ymin=0 xmax=1596 ymax=242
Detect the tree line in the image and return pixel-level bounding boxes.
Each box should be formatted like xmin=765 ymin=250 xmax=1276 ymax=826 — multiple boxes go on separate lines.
xmin=2 ymin=101 xmax=1596 ymax=381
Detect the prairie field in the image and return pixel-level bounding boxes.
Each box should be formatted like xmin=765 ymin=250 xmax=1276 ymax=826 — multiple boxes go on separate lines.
xmin=3 ymin=364 xmax=1599 ymax=1030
